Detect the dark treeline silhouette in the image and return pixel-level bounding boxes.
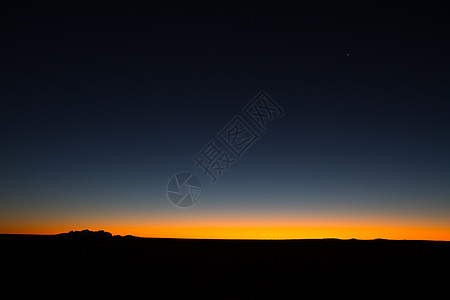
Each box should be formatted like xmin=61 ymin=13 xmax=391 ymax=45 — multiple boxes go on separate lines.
xmin=2 ymin=232 xmax=449 ymax=299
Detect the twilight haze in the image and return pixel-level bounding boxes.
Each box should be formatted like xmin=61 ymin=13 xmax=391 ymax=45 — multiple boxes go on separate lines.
xmin=1 ymin=2 xmax=449 ymax=240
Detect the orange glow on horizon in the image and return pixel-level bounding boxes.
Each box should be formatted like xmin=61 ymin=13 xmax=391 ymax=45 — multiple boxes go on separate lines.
xmin=2 ymin=214 xmax=450 ymax=241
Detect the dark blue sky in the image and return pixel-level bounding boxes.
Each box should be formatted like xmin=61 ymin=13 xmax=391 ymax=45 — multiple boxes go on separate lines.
xmin=1 ymin=1 xmax=449 ymax=238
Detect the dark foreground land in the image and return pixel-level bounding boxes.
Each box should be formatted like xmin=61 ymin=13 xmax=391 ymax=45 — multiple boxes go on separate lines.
xmin=2 ymin=233 xmax=449 ymax=299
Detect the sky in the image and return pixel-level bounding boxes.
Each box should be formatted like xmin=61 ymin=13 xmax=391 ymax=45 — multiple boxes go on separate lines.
xmin=1 ymin=1 xmax=450 ymax=240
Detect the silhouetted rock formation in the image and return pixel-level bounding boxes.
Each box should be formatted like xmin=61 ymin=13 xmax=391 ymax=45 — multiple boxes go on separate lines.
xmin=59 ymin=229 xmax=113 ymax=238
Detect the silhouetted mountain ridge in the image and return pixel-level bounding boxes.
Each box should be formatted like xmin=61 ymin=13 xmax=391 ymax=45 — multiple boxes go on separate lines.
xmin=54 ymin=230 xmax=443 ymax=241
xmin=57 ymin=229 xmax=136 ymax=238
xmin=57 ymin=229 xmax=112 ymax=238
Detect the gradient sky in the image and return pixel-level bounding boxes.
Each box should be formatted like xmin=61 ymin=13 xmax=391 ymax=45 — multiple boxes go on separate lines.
xmin=1 ymin=2 xmax=450 ymax=240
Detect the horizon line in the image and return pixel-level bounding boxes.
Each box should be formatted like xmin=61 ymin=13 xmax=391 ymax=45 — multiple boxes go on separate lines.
xmin=1 ymin=232 xmax=449 ymax=242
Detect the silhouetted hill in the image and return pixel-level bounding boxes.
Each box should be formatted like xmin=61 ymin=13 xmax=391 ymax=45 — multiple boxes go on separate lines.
xmin=56 ymin=230 xmax=139 ymax=240
xmin=1 ymin=234 xmax=449 ymax=299
xmin=57 ymin=229 xmax=113 ymax=238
